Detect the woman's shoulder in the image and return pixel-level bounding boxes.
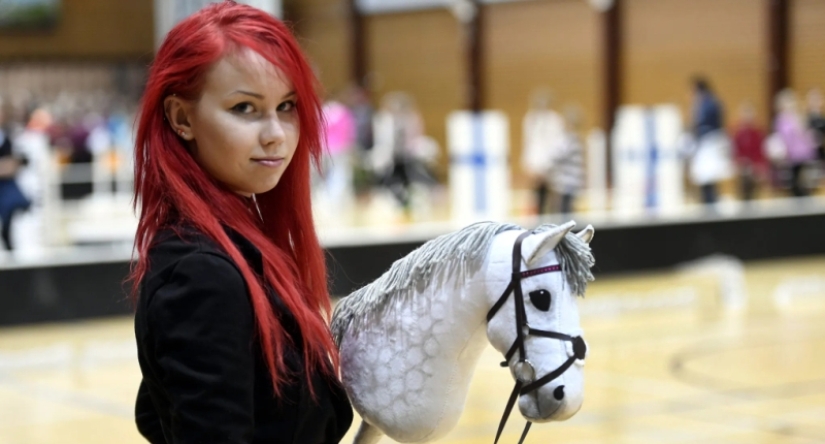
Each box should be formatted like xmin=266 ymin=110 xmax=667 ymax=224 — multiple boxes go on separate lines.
xmin=142 ymin=225 xmax=243 ymax=297
xmin=151 ymin=225 xmax=225 ymax=256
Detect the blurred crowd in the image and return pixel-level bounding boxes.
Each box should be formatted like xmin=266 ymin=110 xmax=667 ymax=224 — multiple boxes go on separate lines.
xmin=313 ymin=86 xmax=443 ymax=225
xmin=2 ymin=73 xmax=825 ymax=251
xmin=521 ymin=78 xmax=825 ymax=216
xmin=0 ymin=91 xmax=137 ymax=251
xmin=687 ymin=78 xmax=823 ymax=206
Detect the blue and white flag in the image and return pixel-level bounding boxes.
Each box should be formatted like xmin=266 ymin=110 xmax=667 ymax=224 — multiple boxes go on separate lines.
xmin=447 ymin=111 xmax=510 ymax=222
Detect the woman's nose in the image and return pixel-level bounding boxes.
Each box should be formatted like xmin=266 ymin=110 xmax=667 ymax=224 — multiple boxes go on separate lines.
xmin=260 ymin=116 xmax=286 ymax=147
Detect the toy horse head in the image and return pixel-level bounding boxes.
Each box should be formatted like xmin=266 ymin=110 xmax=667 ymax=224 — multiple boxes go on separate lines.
xmin=332 ymin=221 xmax=595 ymax=444
xmin=484 ymin=221 xmax=594 ymax=425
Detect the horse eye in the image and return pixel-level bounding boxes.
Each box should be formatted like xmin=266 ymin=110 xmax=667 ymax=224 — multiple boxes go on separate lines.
xmin=529 ymin=289 xmax=551 ymax=311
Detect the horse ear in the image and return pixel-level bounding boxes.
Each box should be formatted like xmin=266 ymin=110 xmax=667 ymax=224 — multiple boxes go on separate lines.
xmin=576 ymin=225 xmax=595 ymax=244
xmin=523 ymin=221 xmax=576 ymax=266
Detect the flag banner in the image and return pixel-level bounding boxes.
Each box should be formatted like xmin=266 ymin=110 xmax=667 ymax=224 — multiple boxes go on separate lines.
xmin=447 ymin=111 xmax=510 ymax=222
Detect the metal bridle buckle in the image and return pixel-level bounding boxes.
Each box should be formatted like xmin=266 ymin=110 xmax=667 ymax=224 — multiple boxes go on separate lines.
xmin=512 ymin=359 xmax=536 ymax=384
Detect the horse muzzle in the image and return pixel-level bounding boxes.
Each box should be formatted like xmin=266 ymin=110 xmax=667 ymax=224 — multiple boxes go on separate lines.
xmin=518 ymin=379 xmax=584 ymax=422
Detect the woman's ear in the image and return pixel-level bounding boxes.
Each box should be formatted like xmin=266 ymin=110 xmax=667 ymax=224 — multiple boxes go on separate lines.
xmin=163 ymin=95 xmax=194 ymax=141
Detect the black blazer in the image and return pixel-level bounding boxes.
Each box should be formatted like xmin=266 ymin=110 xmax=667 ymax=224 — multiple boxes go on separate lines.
xmin=134 ymin=225 xmax=353 ymax=444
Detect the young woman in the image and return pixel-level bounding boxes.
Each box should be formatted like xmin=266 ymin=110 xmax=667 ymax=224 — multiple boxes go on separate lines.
xmin=130 ymin=2 xmax=352 ymax=443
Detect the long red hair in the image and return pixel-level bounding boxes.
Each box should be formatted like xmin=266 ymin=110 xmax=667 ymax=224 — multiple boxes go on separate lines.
xmin=130 ymin=1 xmax=337 ymax=395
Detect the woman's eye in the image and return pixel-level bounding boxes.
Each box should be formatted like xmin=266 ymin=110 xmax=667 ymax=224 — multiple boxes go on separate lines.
xmin=231 ymin=102 xmax=255 ymax=114
xmin=278 ymin=100 xmax=296 ymax=112
xmin=529 ymin=289 xmax=551 ymax=312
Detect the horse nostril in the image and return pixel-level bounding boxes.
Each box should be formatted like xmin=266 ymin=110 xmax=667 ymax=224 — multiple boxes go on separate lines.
xmin=553 ymin=385 xmax=565 ymax=400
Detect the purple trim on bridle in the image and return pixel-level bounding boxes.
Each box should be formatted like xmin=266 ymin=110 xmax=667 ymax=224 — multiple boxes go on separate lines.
xmin=517 ymin=264 xmax=562 ymax=279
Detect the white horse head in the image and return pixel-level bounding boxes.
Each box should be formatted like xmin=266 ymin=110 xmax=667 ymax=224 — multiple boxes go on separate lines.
xmin=332 ymin=221 xmax=595 ymax=444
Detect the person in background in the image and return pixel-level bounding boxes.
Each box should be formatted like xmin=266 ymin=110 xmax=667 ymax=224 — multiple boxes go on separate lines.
xmin=806 ymin=88 xmax=825 ymax=191
xmin=372 ymin=92 xmax=436 ymax=210
xmin=775 ymin=89 xmax=816 ymax=197
xmin=318 ymin=99 xmax=356 ymax=213
xmin=344 ymin=84 xmax=374 ymax=153
xmin=342 ymin=85 xmax=375 ymax=199
xmin=9 ymin=108 xmax=53 ymax=252
xmin=688 ymin=76 xmax=730 ymax=206
xmin=550 ymin=104 xmax=585 ymax=215
xmin=521 ymin=89 xmax=565 ymax=215
xmin=0 ymin=99 xmax=31 ymax=252
xmin=731 ymin=102 xmax=767 ymax=201
xmin=130 ymin=3 xmax=352 ymax=443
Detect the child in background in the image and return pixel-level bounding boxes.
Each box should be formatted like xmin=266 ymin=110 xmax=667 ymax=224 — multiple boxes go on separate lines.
xmin=775 ymin=89 xmax=816 ymax=197
xmin=732 ymin=102 xmax=767 ymax=201
xmin=522 ymin=89 xmax=564 ymax=215
xmin=550 ymin=105 xmax=585 ymax=215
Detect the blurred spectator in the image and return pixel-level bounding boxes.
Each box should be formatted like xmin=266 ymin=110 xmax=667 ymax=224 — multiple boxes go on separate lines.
xmin=343 ymin=84 xmax=374 ymax=152
xmin=319 ymin=99 xmax=356 ymax=212
xmin=688 ymin=76 xmax=730 ymax=206
xmin=342 ymin=85 xmax=375 ymax=198
xmin=806 ymin=88 xmax=825 ymax=192
xmin=372 ymin=92 xmax=438 ymax=210
xmin=14 ymin=108 xmax=52 ymax=208
xmin=551 ymin=105 xmax=585 ymax=215
xmin=521 ymin=89 xmax=564 ymax=215
xmin=807 ymin=88 xmax=825 ymax=162
xmin=0 ymin=99 xmax=31 ymax=251
xmin=732 ymin=102 xmax=767 ymax=201
xmin=775 ymin=88 xmax=816 ymax=197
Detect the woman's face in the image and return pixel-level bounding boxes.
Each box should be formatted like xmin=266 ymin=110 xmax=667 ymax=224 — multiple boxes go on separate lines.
xmin=168 ymin=49 xmax=300 ymax=196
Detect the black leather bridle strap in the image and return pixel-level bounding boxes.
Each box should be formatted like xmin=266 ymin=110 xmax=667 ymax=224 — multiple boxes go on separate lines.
xmin=511 ymin=231 xmax=531 ymax=363
xmin=492 ymin=381 xmax=534 ymax=444
xmin=494 ymin=381 xmax=523 ymax=444
xmin=501 ymin=330 xmax=577 ymax=367
xmin=520 ymin=337 xmax=587 ymax=395
xmin=520 ymin=356 xmax=576 ymax=395
xmin=517 ymin=422 xmax=532 ymax=444
xmin=488 ymin=229 xmax=586 ymax=443
xmin=493 ymin=231 xmax=531 ymax=444
xmin=487 ymin=281 xmax=514 ymax=322
xmin=488 ymin=267 xmax=562 ymax=322
xmin=527 ymin=330 xmax=574 ymax=341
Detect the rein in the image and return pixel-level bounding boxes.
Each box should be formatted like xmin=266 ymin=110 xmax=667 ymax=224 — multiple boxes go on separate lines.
xmin=486 ymin=231 xmax=587 ymax=444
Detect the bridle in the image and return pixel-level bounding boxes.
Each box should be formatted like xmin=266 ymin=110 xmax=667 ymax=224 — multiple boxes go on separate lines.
xmin=486 ymin=230 xmax=588 ymax=444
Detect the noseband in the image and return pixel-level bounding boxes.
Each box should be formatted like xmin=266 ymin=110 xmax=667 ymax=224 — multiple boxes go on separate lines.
xmin=486 ymin=230 xmax=588 ymax=444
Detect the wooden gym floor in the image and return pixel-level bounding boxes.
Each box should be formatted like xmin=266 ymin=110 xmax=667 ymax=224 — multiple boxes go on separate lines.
xmin=0 ymin=255 xmax=823 ymax=443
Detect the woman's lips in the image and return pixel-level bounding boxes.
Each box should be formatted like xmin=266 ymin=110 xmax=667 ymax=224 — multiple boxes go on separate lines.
xmin=253 ymin=158 xmax=285 ymax=167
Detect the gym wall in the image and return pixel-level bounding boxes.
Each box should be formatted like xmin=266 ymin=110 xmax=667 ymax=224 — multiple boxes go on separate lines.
xmin=622 ymin=0 xmax=768 ymax=127
xmin=0 ymin=0 xmax=154 ymax=61
xmin=790 ymin=0 xmax=825 ymax=100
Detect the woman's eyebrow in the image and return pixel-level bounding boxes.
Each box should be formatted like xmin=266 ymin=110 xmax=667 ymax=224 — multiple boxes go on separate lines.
xmin=229 ymin=90 xmax=264 ymax=99
xmin=281 ymin=91 xmax=297 ymax=100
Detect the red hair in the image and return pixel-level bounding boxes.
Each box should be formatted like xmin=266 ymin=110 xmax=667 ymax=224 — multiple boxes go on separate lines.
xmin=130 ymin=1 xmax=336 ymax=395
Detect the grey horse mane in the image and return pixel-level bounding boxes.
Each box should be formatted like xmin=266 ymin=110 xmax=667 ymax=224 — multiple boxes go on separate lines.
xmin=331 ymin=222 xmax=595 ymax=346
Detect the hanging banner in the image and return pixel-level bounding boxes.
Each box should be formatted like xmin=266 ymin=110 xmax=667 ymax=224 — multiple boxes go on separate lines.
xmin=154 ymin=0 xmax=282 ymax=48
xmin=447 ymin=110 xmax=511 ymax=222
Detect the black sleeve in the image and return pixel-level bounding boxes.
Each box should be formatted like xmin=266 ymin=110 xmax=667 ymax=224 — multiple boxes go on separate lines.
xmin=136 ymin=380 xmax=167 ymax=444
xmin=146 ymin=252 xmax=256 ymax=444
